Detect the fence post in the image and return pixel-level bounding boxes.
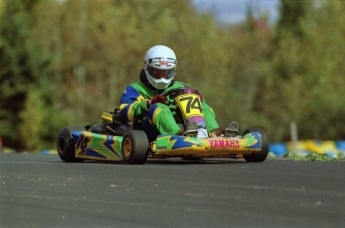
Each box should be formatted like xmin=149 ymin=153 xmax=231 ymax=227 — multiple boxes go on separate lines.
xmin=290 ymin=121 xmax=298 ymax=154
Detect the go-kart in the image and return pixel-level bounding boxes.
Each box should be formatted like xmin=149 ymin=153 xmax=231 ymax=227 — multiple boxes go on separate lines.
xmin=57 ymin=88 xmax=268 ymax=164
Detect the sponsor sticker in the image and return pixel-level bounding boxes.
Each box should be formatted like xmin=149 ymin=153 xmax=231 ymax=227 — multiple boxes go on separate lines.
xmin=209 ymin=139 xmax=240 ymax=149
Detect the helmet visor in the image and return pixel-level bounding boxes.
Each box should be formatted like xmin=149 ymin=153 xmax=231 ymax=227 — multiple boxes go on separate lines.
xmin=148 ymin=67 xmax=175 ymax=79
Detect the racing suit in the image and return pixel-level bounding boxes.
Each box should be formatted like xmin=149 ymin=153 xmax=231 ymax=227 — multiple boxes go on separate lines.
xmin=119 ymin=70 xmax=219 ymax=141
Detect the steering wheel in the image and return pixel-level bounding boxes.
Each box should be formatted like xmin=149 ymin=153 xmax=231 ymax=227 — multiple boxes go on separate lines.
xmin=161 ymin=87 xmax=200 ymax=98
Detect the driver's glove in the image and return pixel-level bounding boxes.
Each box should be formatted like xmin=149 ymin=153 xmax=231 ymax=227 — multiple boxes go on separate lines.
xmin=147 ymin=94 xmax=166 ymax=108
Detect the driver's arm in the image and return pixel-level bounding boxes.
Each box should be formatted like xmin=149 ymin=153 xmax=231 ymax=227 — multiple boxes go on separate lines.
xmin=119 ymin=86 xmax=148 ymax=122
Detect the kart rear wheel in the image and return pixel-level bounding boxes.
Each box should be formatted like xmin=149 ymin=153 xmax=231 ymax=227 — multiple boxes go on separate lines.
xmin=242 ymin=128 xmax=268 ymax=162
xmin=122 ymin=130 xmax=149 ymax=164
xmin=57 ymin=127 xmax=85 ymax=162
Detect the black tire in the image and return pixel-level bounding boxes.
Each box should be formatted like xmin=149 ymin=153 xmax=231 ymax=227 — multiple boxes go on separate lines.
xmin=242 ymin=128 xmax=268 ymax=162
xmin=57 ymin=127 xmax=85 ymax=162
xmin=122 ymin=130 xmax=149 ymax=164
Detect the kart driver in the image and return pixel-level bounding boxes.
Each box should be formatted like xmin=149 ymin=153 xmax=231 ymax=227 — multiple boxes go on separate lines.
xmin=119 ymin=45 xmax=236 ymax=141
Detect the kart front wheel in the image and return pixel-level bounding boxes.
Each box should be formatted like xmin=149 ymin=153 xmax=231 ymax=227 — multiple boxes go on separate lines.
xmin=122 ymin=130 xmax=149 ymax=164
xmin=57 ymin=127 xmax=85 ymax=162
xmin=242 ymin=128 xmax=268 ymax=162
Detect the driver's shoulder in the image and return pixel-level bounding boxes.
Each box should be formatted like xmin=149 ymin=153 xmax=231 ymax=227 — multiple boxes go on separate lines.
xmin=129 ymin=81 xmax=156 ymax=98
xmin=130 ymin=81 xmax=148 ymax=91
xmin=122 ymin=82 xmax=148 ymax=96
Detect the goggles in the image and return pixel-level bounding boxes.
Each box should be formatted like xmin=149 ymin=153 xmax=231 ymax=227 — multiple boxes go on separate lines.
xmin=148 ymin=67 xmax=175 ymax=79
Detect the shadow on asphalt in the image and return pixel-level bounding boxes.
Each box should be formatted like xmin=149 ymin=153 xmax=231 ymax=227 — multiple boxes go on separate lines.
xmin=52 ymin=158 xmax=247 ymax=165
xmin=145 ymin=158 xmax=247 ymax=165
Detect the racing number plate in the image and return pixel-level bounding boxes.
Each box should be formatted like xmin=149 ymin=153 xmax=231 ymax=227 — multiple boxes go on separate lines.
xmin=175 ymin=93 xmax=203 ymax=119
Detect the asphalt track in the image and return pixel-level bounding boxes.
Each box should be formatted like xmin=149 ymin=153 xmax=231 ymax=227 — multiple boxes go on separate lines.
xmin=1 ymin=153 xmax=345 ymax=228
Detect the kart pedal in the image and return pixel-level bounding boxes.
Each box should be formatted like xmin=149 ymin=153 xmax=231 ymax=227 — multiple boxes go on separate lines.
xmin=225 ymin=121 xmax=239 ymax=137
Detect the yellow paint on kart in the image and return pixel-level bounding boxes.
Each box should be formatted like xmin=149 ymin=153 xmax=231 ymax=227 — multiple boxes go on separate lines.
xmin=75 ymin=131 xmax=123 ymax=161
xmin=154 ymin=135 xmax=261 ymax=157
xmin=156 ymin=135 xmax=178 ymax=150
xmin=101 ymin=112 xmax=113 ymax=122
xmin=240 ymin=133 xmax=259 ymax=148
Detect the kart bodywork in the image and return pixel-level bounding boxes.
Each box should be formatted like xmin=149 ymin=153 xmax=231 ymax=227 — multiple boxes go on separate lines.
xmin=57 ymin=88 xmax=268 ymax=164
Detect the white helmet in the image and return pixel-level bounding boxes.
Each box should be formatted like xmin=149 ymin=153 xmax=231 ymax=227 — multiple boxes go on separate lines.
xmin=144 ymin=45 xmax=177 ymax=90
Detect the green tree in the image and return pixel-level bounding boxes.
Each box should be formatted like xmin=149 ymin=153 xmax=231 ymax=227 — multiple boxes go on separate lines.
xmin=297 ymin=0 xmax=345 ymax=139
xmin=224 ymin=9 xmax=274 ymax=131
xmin=263 ymin=0 xmax=345 ymax=141
xmin=0 ymin=0 xmax=53 ymax=151
xmin=276 ymin=0 xmax=309 ymax=38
